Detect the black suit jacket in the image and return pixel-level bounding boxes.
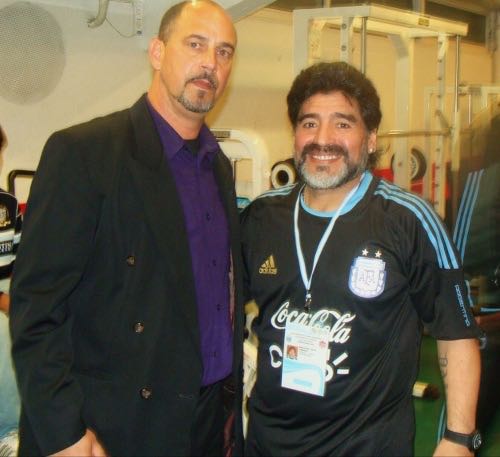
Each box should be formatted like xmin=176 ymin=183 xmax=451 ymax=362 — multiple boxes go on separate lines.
xmin=9 ymin=95 xmax=244 ymax=456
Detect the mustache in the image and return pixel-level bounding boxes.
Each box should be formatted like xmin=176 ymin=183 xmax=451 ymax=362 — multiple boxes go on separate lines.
xmin=301 ymin=143 xmax=348 ymax=157
xmin=186 ymin=72 xmax=218 ymax=90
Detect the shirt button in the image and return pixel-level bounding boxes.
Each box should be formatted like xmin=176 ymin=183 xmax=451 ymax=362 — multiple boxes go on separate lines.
xmin=126 ymin=255 xmax=136 ymax=266
xmin=205 ymin=213 xmax=211 ymax=221
xmin=216 ymin=304 xmax=221 ymax=311
xmin=133 ymin=322 xmax=145 ymax=333
xmin=212 ymin=259 xmax=217 ymax=266
xmin=140 ymin=387 xmax=152 ymax=399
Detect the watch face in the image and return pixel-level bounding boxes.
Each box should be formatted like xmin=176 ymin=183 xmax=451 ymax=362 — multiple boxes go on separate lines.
xmin=472 ymin=432 xmax=482 ymax=450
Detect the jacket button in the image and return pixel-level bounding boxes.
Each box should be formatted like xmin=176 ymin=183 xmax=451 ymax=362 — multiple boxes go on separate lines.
xmin=126 ymin=255 xmax=136 ymax=266
xmin=178 ymin=393 xmax=195 ymax=400
xmin=140 ymin=387 xmax=152 ymax=399
xmin=133 ymin=322 xmax=144 ymax=333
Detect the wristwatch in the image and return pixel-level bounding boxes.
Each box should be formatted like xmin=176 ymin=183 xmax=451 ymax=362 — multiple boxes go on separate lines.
xmin=443 ymin=427 xmax=482 ymax=451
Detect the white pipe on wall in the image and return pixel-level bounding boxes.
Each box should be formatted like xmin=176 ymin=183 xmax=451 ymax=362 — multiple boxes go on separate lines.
xmin=88 ymin=0 xmax=110 ymax=28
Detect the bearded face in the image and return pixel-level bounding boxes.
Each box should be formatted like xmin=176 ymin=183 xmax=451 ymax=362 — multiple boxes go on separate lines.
xmin=293 ymin=91 xmax=376 ymax=191
xmin=295 ymin=141 xmax=370 ymax=190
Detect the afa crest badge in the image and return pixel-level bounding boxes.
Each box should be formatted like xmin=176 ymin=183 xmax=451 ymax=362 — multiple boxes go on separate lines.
xmin=349 ymin=253 xmax=386 ymax=298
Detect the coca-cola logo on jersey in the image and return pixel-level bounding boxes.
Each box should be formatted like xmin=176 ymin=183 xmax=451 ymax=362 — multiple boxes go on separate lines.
xmin=268 ymin=300 xmax=356 ymax=381
xmin=271 ymin=301 xmax=355 ymax=343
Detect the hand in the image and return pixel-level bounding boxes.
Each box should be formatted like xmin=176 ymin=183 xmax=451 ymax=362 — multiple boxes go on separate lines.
xmin=434 ymin=438 xmax=473 ymax=457
xmin=50 ymin=429 xmax=108 ymax=457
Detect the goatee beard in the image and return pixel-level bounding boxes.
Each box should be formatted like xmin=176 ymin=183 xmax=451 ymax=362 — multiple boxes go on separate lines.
xmin=176 ymin=72 xmax=218 ymax=114
xmin=295 ymin=143 xmax=368 ymax=190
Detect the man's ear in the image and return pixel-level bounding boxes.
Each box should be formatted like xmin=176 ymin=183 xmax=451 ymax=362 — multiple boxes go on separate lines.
xmin=368 ymin=129 xmax=377 ymax=153
xmin=148 ymin=37 xmax=164 ymax=71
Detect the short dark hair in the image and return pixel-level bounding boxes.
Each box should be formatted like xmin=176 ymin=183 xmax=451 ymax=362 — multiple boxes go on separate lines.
xmin=157 ymin=0 xmax=222 ymax=42
xmin=287 ymin=61 xmax=382 ymax=132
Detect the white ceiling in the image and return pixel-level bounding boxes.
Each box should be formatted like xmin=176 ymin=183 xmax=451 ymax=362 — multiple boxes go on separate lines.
xmin=10 ymin=0 xmax=500 ymax=19
xmin=6 ymin=0 xmax=276 ymax=21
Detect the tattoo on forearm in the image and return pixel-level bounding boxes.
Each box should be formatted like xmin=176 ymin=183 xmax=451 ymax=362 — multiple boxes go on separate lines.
xmin=439 ymin=355 xmax=448 ymax=388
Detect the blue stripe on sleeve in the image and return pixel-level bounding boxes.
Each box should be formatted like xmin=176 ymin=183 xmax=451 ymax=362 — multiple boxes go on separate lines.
xmin=452 ymin=170 xmax=483 ymax=258
xmin=375 ymin=181 xmax=459 ymax=269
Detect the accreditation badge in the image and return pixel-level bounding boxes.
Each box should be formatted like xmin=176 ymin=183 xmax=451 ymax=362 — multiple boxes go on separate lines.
xmin=281 ymin=322 xmax=329 ymax=396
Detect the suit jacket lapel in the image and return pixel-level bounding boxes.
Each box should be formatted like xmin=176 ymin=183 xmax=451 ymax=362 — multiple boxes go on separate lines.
xmin=127 ymin=95 xmax=199 ymax=344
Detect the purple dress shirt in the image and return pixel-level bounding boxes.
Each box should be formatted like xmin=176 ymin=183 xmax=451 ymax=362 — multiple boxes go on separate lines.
xmin=147 ymin=100 xmax=232 ymax=386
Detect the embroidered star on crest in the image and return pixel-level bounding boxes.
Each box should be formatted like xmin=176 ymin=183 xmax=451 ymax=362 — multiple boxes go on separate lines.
xmin=362 ymin=249 xmax=369 ymax=256
xmin=375 ymin=250 xmax=382 ymax=258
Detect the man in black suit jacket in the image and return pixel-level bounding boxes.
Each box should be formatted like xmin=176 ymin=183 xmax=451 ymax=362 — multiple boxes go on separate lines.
xmin=9 ymin=1 xmax=244 ymax=456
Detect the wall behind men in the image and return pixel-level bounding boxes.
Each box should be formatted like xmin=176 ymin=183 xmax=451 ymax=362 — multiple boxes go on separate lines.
xmin=0 ymin=1 xmax=495 ymax=202
xmin=0 ymin=1 xmax=151 ymax=195
xmin=0 ymin=1 xmax=295 ymax=200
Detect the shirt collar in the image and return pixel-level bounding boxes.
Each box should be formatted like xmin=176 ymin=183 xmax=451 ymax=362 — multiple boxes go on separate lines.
xmin=146 ymin=96 xmax=219 ymax=162
xmin=300 ymin=171 xmax=373 ymax=218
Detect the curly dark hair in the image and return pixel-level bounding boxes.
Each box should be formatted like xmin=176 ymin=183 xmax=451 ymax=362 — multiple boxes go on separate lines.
xmin=287 ymin=61 xmax=382 ymax=132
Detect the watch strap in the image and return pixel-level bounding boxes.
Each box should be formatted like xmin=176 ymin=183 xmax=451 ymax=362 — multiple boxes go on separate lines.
xmin=444 ymin=427 xmax=482 ymax=451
